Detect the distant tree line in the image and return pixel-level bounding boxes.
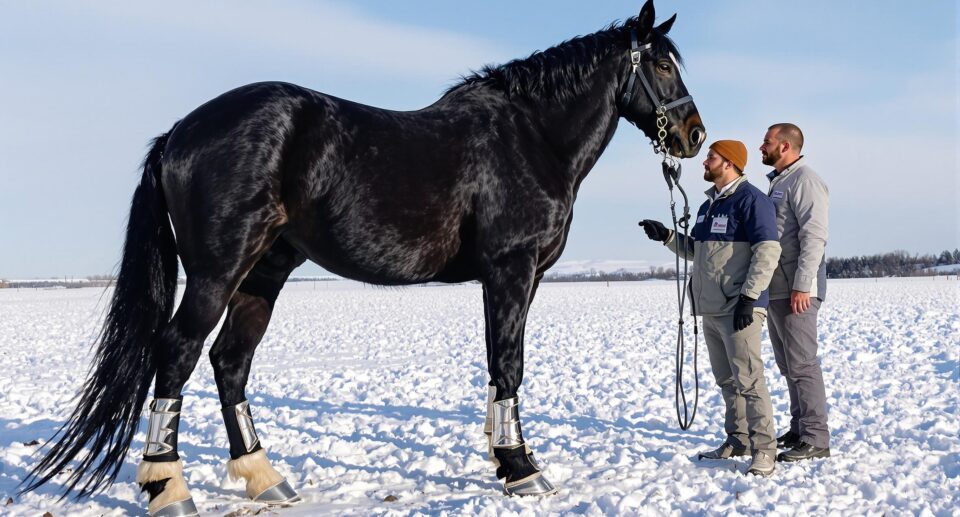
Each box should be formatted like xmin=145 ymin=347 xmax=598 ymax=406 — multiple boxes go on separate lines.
xmin=1 ymin=276 xmax=117 ymax=289
xmin=541 ymin=249 xmax=960 ymax=283
xmin=543 ymin=266 xmax=678 ymax=283
xmin=826 ymin=249 xmax=960 ymax=278
xmin=3 ymin=250 xmax=957 ymax=288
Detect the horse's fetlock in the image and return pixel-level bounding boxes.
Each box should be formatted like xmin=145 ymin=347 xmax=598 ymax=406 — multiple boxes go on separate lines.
xmin=139 ymin=479 xmax=169 ymax=501
xmin=493 ymin=447 xmax=540 ymax=482
xmin=136 ymin=459 xmax=195 ymax=515
xmin=226 ymin=449 xmax=299 ymax=503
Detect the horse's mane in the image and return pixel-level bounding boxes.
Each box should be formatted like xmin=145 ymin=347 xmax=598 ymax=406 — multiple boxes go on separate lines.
xmin=446 ymin=17 xmax=684 ymax=103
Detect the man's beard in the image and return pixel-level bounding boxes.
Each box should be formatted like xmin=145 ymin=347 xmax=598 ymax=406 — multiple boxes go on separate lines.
xmin=703 ymin=167 xmax=723 ymax=182
xmin=761 ymin=148 xmax=780 ymax=166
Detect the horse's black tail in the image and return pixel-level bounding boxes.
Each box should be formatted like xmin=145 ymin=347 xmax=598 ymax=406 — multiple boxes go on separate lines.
xmin=20 ymin=131 xmax=179 ymax=498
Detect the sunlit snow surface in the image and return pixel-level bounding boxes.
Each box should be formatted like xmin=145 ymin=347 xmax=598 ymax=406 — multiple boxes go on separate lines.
xmin=1 ymin=278 xmax=957 ymax=515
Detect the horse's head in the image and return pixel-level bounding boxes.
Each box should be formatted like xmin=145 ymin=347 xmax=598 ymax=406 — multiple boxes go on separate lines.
xmin=619 ymin=0 xmax=705 ymax=159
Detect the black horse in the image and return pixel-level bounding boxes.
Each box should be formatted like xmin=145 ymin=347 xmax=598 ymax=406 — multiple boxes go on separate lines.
xmin=24 ymin=1 xmax=703 ymax=513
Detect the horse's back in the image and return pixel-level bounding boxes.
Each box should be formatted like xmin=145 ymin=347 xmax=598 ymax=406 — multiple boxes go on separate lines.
xmin=158 ymin=81 xmax=483 ymax=283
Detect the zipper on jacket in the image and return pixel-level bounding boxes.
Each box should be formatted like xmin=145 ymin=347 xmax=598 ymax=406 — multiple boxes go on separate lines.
xmin=775 ymin=261 xmax=789 ymax=292
xmin=693 ymin=192 xmax=731 ymax=313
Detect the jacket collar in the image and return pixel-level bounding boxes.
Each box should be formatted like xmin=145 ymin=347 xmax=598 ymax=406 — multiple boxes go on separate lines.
xmin=704 ymin=174 xmax=748 ymax=200
xmin=766 ymin=156 xmax=805 ymax=182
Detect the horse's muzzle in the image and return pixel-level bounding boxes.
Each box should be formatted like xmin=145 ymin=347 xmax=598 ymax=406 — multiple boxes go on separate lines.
xmin=672 ymin=112 xmax=705 ymax=159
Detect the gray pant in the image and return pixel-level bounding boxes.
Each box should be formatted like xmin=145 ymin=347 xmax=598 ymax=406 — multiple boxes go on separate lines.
xmin=702 ymin=313 xmax=776 ymax=453
xmin=768 ymin=298 xmax=830 ymax=448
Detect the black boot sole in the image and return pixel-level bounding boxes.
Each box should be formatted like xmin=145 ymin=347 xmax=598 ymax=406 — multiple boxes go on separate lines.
xmin=697 ymin=449 xmax=749 ymax=461
xmin=777 ymin=449 xmax=831 ymax=462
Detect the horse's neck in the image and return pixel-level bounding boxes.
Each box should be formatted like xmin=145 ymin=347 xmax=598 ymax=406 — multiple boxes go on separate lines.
xmin=527 ymin=61 xmax=624 ymax=188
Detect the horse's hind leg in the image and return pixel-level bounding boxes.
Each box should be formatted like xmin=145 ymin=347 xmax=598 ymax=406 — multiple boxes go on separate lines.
xmin=482 ymin=252 xmax=557 ymax=496
xmin=138 ymin=276 xmax=245 ymax=516
xmin=138 ymin=230 xmax=284 ymax=516
xmin=208 ymin=238 xmax=305 ymax=504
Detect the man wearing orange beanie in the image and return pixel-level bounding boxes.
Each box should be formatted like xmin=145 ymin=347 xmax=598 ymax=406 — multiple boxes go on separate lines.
xmin=640 ymin=140 xmax=781 ymax=476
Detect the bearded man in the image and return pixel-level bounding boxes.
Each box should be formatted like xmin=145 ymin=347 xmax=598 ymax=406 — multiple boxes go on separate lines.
xmin=759 ymin=123 xmax=831 ymax=462
xmin=640 ymin=139 xmax=781 ymax=476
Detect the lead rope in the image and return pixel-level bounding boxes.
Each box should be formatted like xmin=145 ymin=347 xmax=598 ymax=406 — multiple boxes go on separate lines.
xmin=655 ymin=110 xmax=699 ymax=430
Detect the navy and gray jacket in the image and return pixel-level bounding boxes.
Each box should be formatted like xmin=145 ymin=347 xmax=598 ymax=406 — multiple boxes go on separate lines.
xmin=664 ymin=176 xmax=782 ymax=316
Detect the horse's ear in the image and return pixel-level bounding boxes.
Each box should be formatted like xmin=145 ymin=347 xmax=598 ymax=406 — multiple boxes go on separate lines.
xmin=656 ymin=13 xmax=676 ymax=34
xmin=637 ymin=0 xmax=656 ymax=38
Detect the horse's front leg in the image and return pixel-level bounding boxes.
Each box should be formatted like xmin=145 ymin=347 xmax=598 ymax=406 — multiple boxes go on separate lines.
xmin=482 ymin=253 xmax=557 ymax=496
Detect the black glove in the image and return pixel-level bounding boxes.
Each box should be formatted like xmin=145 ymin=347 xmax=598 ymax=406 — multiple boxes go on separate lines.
xmin=638 ymin=219 xmax=671 ymax=242
xmin=733 ymin=295 xmax=757 ymax=331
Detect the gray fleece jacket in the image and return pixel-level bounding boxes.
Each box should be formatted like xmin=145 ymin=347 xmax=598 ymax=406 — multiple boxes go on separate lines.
xmin=765 ymin=157 xmax=829 ymax=300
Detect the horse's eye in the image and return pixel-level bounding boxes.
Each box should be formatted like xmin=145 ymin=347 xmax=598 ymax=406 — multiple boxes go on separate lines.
xmin=657 ymin=62 xmax=672 ymax=73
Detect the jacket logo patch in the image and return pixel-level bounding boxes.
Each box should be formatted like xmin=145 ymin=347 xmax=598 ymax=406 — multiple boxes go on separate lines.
xmin=710 ymin=215 xmax=728 ymax=233
xmin=771 ymin=190 xmax=785 ymax=200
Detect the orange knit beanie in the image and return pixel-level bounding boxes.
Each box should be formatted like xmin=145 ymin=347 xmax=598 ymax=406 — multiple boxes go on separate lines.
xmin=709 ymin=140 xmax=747 ymax=173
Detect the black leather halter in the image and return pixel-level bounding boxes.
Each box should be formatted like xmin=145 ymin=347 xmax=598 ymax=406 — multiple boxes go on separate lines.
xmin=619 ymin=30 xmax=693 ymax=114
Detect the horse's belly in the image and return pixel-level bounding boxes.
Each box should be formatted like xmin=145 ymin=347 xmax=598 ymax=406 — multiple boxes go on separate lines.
xmin=289 ymin=214 xmax=465 ymax=285
xmin=351 ymin=232 xmax=460 ymax=281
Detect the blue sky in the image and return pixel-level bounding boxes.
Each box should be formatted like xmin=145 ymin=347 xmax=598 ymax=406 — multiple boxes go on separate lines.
xmin=1 ymin=1 xmax=957 ymax=278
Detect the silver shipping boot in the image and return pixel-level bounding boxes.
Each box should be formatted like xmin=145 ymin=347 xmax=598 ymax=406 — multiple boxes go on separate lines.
xmin=485 ymin=386 xmax=534 ymax=465
xmin=145 ymin=398 xmax=183 ymax=459
xmin=483 ymin=385 xmax=498 ymax=465
xmin=223 ymin=400 xmax=302 ymax=505
xmin=223 ymin=400 xmax=261 ymax=457
xmin=142 ymin=398 xmax=200 ymax=517
xmin=491 ymin=397 xmax=557 ymax=496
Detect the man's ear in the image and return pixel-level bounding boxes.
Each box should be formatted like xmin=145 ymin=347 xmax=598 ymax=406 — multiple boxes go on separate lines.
xmin=655 ymin=13 xmax=676 ymax=34
xmin=637 ymin=0 xmax=656 ymax=39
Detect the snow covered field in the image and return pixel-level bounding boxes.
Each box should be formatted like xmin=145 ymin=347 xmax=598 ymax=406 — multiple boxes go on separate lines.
xmin=1 ymin=278 xmax=957 ymax=516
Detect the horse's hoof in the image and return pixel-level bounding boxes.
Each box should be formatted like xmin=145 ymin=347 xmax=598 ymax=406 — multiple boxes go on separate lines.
xmin=503 ymin=471 xmax=558 ymax=496
xmin=150 ymin=497 xmax=199 ymax=517
xmin=253 ymin=479 xmax=302 ymax=505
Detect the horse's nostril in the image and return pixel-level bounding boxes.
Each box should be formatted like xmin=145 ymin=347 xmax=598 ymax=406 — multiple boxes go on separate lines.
xmin=689 ymin=127 xmax=705 ymax=146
